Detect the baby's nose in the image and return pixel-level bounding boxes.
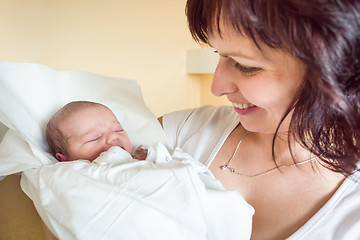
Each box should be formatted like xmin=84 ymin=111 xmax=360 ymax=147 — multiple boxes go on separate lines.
xmin=106 ymin=133 xmax=120 ymax=145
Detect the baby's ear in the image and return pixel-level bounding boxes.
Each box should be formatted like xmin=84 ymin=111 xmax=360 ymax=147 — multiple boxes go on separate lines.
xmin=56 ymin=153 xmax=68 ymax=162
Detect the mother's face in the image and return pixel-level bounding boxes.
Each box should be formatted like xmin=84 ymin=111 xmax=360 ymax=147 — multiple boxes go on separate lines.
xmin=208 ymin=25 xmax=307 ymax=135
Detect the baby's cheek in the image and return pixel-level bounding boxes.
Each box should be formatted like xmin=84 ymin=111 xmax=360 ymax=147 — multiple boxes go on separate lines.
xmin=86 ymin=147 xmax=105 ymax=161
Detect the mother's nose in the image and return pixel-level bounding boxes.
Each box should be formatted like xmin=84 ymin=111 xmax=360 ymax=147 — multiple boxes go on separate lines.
xmin=211 ymin=57 xmax=239 ymax=97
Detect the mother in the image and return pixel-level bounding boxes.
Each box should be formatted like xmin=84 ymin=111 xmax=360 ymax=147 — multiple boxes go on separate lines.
xmin=161 ymin=0 xmax=360 ymax=239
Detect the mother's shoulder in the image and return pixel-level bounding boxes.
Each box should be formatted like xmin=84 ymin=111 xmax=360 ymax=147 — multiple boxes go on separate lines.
xmin=162 ymin=105 xmax=238 ymax=134
xmin=189 ymin=105 xmax=237 ymax=122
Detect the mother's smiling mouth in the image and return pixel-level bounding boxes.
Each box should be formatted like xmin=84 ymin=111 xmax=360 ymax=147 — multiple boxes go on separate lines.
xmin=233 ymin=103 xmax=255 ymax=110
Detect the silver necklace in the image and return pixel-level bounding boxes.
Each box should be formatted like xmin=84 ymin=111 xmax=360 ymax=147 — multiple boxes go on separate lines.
xmin=219 ymin=131 xmax=321 ymax=178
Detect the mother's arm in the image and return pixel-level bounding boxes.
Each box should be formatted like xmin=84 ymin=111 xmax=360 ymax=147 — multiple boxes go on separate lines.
xmin=158 ymin=116 xmax=163 ymax=126
xmin=41 ymin=220 xmax=58 ymax=240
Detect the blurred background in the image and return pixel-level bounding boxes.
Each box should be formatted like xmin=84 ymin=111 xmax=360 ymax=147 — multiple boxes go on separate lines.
xmin=0 ymin=0 xmax=229 ymax=117
xmin=0 ymin=0 xmax=230 ymax=239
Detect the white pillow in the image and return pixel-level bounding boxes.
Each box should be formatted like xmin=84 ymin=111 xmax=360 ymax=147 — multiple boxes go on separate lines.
xmin=0 ymin=61 xmax=166 ymax=176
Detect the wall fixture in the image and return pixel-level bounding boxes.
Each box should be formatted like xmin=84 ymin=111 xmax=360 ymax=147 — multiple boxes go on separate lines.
xmin=186 ymin=47 xmax=219 ymax=74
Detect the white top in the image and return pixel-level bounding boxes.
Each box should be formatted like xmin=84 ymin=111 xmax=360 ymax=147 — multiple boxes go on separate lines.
xmin=163 ymin=105 xmax=360 ymax=239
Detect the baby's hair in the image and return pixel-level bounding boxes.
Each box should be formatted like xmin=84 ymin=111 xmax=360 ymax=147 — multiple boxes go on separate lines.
xmin=46 ymin=101 xmax=107 ymax=159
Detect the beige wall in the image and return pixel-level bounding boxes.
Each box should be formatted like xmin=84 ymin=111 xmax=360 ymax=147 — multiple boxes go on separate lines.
xmin=199 ymin=74 xmax=231 ymax=106
xmin=0 ymin=0 xmax=204 ymax=117
xmin=0 ymin=0 xmax=231 ymax=239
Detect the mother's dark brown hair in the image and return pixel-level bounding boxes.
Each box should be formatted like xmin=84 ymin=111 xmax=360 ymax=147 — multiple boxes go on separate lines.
xmin=186 ymin=0 xmax=360 ymax=176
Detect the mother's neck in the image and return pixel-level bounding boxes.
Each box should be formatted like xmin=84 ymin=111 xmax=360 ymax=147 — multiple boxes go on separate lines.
xmin=245 ymin=129 xmax=314 ymax=166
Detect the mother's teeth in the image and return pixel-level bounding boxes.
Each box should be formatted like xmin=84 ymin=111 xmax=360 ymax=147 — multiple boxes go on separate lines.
xmin=234 ymin=103 xmax=255 ymax=109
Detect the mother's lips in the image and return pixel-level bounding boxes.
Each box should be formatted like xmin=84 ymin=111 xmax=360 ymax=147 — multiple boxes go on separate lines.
xmin=233 ymin=103 xmax=255 ymax=109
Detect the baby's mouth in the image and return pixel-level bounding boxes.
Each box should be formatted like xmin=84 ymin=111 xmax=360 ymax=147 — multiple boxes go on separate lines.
xmin=233 ymin=103 xmax=255 ymax=110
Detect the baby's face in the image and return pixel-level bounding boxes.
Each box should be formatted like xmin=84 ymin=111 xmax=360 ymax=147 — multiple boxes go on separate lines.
xmin=59 ymin=105 xmax=132 ymax=161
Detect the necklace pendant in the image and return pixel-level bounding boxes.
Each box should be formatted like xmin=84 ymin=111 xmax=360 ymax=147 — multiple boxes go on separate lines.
xmin=220 ymin=165 xmax=228 ymax=170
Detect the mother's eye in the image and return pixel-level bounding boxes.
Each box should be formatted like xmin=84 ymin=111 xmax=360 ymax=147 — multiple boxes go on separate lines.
xmin=234 ymin=63 xmax=261 ymax=75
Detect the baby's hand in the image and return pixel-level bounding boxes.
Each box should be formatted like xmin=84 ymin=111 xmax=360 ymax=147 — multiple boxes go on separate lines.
xmin=132 ymin=146 xmax=148 ymax=160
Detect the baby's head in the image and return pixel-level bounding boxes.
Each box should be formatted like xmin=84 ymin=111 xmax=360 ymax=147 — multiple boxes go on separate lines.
xmin=46 ymin=101 xmax=132 ymax=162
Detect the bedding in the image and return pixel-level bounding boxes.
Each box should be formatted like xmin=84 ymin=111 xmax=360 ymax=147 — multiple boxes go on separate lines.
xmin=21 ymin=143 xmax=254 ymax=240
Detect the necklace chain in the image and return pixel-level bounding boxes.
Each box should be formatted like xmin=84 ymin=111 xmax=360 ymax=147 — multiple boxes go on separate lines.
xmin=219 ymin=131 xmax=322 ymax=178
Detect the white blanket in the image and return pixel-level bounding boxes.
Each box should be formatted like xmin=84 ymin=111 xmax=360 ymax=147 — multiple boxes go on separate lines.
xmin=21 ymin=144 xmax=254 ymax=240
